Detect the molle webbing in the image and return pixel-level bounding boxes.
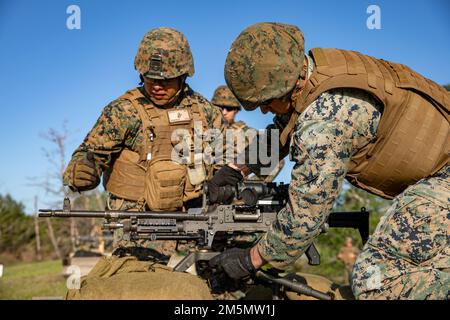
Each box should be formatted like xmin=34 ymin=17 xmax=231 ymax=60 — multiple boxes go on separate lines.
xmin=281 ymin=48 xmax=449 ymax=199
xmin=104 ymin=88 xmax=209 ymax=206
xmin=303 ymin=48 xmax=449 ymax=121
xmin=103 ymin=149 xmax=146 ymax=202
xmin=103 ymin=89 xmax=151 ymax=201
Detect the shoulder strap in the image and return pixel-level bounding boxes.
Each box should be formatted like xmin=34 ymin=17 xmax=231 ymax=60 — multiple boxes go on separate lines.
xmin=190 ymin=100 xmax=209 ymax=131
xmin=120 ymin=88 xmax=154 ymax=161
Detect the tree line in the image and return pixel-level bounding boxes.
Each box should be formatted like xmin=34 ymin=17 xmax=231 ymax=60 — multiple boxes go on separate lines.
xmin=0 ymin=192 xmax=105 ymax=264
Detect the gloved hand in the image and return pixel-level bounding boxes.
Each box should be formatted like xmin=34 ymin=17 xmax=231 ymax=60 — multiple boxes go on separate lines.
xmin=69 ymin=153 xmax=100 ymax=192
xmin=209 ymin=247 xmax=255 ymax=280
xmin=207 ymin=165 xmax=243 ymax=204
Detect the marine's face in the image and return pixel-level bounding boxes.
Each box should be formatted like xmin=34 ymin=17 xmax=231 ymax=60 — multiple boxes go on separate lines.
xmin=143 ymin=76 xmax=182 ymax=106
xmin=220 ymin=106 xmax=239 ymax=124
xmin=259 ymin=99 xmax=291 ymax=115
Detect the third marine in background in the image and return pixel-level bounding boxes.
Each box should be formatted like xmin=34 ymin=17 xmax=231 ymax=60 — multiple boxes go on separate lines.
xmin=211 ymin=84 xmax=285 ymax=182
xmin=212 ymin=84 xmax=247 ymax=130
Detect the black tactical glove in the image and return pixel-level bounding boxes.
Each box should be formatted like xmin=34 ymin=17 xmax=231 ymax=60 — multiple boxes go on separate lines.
xmin=69 ymin=152 xmax=100 ymax=192
xmin=207 ymin=165 xmax=243 ymax=204
xmin=209 ymin=247 xmax=255 ymax=280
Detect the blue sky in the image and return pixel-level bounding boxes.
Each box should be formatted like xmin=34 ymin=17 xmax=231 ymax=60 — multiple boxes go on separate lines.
xmin=0 ymin=0 xmax=449 ymax=213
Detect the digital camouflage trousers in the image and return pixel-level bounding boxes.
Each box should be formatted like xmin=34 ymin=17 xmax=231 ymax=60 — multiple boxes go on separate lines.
xmin=352 ymin=165 xmax=449 ymax=299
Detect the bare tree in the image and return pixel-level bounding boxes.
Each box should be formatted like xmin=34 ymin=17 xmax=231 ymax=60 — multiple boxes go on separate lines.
xmin=33 ymin=195 xmax=42 ymax=261
xmin=28 ymin=120 xmax=76 ymax=257
xmin=29 ymin=121 xmax=110 ymax=259
xmin=46 ymin=216 xmax=61 ymax=259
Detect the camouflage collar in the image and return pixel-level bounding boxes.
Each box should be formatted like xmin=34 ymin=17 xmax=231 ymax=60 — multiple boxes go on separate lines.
xmin=179 ymin=84 xmax=195 ymax=108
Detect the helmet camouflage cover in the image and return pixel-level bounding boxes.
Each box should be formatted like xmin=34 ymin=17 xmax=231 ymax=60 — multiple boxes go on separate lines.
xmin=135 ymin=27 xmax=194 ymax=79
xmin=211 ymin=85 xmax=241 ymax=109
xmin=225 ymin=22 xmax=305 ymax=110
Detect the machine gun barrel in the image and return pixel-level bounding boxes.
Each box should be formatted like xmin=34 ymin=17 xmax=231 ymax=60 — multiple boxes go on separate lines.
xmin=38 ymin=209 xmax=209 ymax=221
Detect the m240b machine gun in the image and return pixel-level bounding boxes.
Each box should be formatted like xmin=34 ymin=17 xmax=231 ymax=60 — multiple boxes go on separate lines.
xmin=39 ymin=181 xmax=369 ymax=300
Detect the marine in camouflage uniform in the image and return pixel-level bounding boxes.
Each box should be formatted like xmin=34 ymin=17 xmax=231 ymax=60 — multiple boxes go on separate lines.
xmin=63 ymin=28 xmax=226 ymax=257
xmin=211 ymin=85 xmax=249 ymax=168
xmin=337 ymin=237 xmax=360 ymax=285
xmin=211 ymin=84 xmax=285 ymax=182
xmin=212 ymin=85 xmax=246 ymax=129
xmin=209 ymin=22 xmax=449 ymax=300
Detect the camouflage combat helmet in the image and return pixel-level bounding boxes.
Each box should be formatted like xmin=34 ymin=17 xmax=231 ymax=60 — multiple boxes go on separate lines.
xmin=225 ymin=22 xmax=305 ymax=110
xmin=211 ymin=85 xmax=241 ymax=109
xmin=135 ymin=27 xmax=195 ymax=79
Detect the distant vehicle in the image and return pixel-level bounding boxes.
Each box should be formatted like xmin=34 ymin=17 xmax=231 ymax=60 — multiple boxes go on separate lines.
xmin=62 ymin=233 xmax=113 ymax=277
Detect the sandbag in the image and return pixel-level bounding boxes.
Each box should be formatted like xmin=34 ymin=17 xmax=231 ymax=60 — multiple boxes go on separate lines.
xmin=66 ymin=255 xmax=213 ymax=300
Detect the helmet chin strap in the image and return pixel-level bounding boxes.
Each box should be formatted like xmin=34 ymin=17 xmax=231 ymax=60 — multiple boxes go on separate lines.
xmin=171 ymin=75 xmax=187 ymax=103
xmin=278 ymin=57 xmax=310 ymax=146
xmin=289 ymin=57 xmax=310 ymax=106
xmin=163 ymin=75 xmax=187 ymax=108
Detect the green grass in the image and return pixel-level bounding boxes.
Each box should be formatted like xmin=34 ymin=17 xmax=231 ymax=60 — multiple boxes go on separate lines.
xmin=0 ymin=260 xmax=67 ymax=300
xmin=285 ymin=227 xmax=367 ymax=284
